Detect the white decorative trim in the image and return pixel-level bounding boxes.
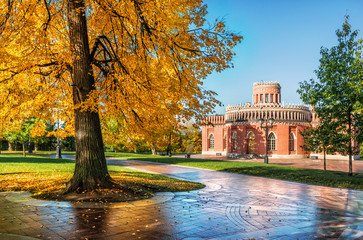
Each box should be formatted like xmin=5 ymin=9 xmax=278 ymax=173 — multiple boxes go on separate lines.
xmin=268 ymin=131 xmax=277 ymax=139
xmin=246 ymin=131 xmax=255 ymax=139
xmin=289 ymin=132 xmax=296 ymax=139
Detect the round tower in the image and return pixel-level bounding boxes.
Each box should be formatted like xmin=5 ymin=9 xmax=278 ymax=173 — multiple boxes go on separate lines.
xmin=252 ymin=81 xmax=281 ymax=104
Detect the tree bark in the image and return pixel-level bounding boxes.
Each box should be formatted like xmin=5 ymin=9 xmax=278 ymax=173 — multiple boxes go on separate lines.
xmin=8 ymin=142 xmax=13 ymax=151
xmin=151 ymin=145 xmax=156 ymax=155
xmin=323 ymin=149 xmax=326 ymax=171
xmin=348 ymin=111 xmax=352 ymax=176
xmin=22 ymin=143 xmax=26 ymax=157
xmin=34 ymin=143 xmax=38 ymax=152
xmin=65 ymin=0 xmax=114 ymax=192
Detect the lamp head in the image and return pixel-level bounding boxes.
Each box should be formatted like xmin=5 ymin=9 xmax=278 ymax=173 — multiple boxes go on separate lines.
xmin=258 ymin=118 xmax=264 ymax=126
xmin=268 ymin=118 xmax=275 ymax=126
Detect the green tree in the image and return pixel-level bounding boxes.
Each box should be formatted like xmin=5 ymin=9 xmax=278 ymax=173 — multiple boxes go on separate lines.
xmin=298 ymin=16 xmax=363 ymax=175
xmin=4 ymin=119 xmax=36 ymax=157
xmin=300 ymin=116 xmax=339 ymax=171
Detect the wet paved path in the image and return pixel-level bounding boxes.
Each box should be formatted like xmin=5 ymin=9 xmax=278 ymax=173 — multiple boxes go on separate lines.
xmin=0 ymin=159 xmax=362 ymax=239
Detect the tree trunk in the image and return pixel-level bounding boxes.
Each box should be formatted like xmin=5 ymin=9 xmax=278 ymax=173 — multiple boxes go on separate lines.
xmin=8 ymin=142 xmax=13 ymax=151
xmin=348 ymin=111 xmax=352 ymax=176
xmin=34 ymin=142 xmax=38 ymax=152
xmin=22 ymin=143 xmax=26 ymax=157
xmin=65 ymin=0 xmax=114 ymax=192
xmin=323 ymin=149 xmax=326 ymax=171
xmin=167 ymin=132 xmax=172 ymax=155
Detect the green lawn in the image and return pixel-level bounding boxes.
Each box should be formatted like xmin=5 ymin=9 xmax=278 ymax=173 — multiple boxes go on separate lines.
xmin=9 ymin=151 xmax=363 ymax=190
xmin=0 ymin=154 xmax=204 ymax=200
xmin=103 ymin=152 xmax=363 ymax=190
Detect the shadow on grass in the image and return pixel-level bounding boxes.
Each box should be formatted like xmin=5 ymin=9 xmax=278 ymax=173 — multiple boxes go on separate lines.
xmin=0 ymin=155 xmax=75 ymax=164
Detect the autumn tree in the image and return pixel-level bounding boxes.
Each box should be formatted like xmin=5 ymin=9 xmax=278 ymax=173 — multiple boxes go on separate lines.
xmin=180 ymin=121 xmax=202 ymax=153
xmin=0 ymin=0 xmax=242 ymax=192
xmin=298 ymin=16 xmax=363 ymax=175
xmin=30 ymin=120 xmax=49 ymax=151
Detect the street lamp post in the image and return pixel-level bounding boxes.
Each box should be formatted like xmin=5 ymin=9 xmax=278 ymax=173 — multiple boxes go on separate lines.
xmin=56 ymin=120 xmax=62 ymax=159
xmin=259 ymin=118 xmax=275 ymax=164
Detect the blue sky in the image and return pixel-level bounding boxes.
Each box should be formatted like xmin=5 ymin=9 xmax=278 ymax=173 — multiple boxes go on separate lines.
xmin=203 ymin=0 xmax=363 ymax=114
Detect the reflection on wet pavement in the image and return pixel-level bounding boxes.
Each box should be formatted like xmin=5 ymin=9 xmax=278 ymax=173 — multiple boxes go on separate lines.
xmin=0 ymin=159 xmax=362 ymax=239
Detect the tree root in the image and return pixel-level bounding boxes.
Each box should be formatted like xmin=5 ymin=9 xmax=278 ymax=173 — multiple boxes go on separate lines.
xmin=64 ymin=174 xmax=119 ymax=193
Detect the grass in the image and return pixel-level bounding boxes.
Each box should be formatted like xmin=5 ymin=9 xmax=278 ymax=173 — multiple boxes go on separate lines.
xmin=9 ymin=151 xmax=363 ymax=190
xmin=0 ymin=154 xmax=204 ymax=201
xmin=102 ymin=152 xmax=363 ymax=190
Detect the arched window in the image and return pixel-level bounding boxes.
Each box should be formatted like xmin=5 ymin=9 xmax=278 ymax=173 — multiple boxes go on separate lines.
xmin=268 ymin=132 xmax=276 ymax=151
xmin=209 ymin=134 xmax=214 ymax=149
xmin=289 ymin=132 xmax=295 ymax=151
xmin=247 ymin=132 xmax=255 ymax=154
xmin=223 ymin=135 xmax=227 ymax=150
xmin=232 ymin=132 xmax=237 ymax=150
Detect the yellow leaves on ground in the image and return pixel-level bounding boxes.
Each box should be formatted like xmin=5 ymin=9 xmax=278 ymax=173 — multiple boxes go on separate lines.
xmin=0 ymin=157 xmax=202 ymax=198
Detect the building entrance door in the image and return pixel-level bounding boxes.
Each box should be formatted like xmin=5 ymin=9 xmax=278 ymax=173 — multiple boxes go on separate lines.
xmin=247 ymin=133 xmax=255 ymax=154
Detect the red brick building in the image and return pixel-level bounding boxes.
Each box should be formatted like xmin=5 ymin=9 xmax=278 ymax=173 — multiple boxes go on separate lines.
xmin=202 ymin=81 xmax=359 ymax=160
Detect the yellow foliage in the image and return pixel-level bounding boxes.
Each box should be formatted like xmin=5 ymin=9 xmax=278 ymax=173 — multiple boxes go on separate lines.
xmin=30 ymin=121 xmax=47 ymax=137
xmin=0 ymin=0 xmax=242 ymax=146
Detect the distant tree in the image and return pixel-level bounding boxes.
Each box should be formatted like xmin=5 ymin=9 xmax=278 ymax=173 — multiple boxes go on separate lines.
xmin=4 ymin=131 xmax=17 ymax=152
xmin=4 ymin=119 xmax=36 ymax=157
xmin=30 ymin=120 xmax=49 ymax=151
xmin=298 ymin=16 xmax=363 ymax=175
xmin=300 ymin=117 xmax=339 ymax=171
xmin=179 ymin=121 xmax=202 ymax=153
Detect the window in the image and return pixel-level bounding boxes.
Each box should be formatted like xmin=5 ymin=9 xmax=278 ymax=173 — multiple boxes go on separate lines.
xmin=209 ymin=134 xmax=214 ymax=149
xmin=223 ymin=135 xmax=227 ymax=149
xmin=289 ymin=132 xmax=295 ymax=151
xmin=268 ymin=132 xmax=276 ymax=151
xmin=265 ymin=94 xmax=268 ymax=103
xmin=260 ymin=94 xmax=263 ymax=102
xmin=232 ymin=132 xmax=237 ymax=150
xmin=247 ymin=132 xmax=255 ymax=154
xmin=270 ymin=94 xmax=273 ymax=102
